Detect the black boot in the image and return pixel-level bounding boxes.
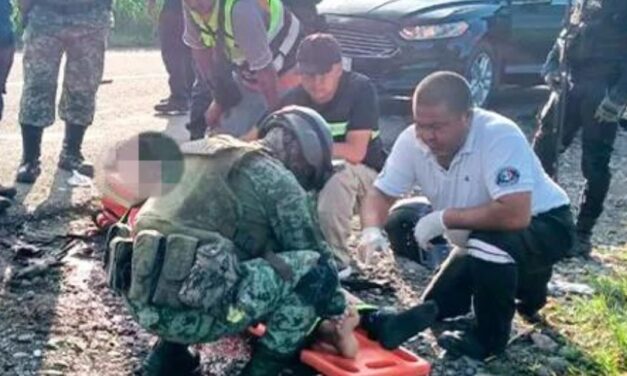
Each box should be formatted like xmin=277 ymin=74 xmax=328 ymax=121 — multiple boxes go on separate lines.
xmin=58 ymin=123 xmax=94 ymax=177
xmin=142 ymin=340 xmax=201 ymax=376
xmin=16 ymin=124 xmax=43 ymax=184
xmin=437 ymin=330 xmax=492 ymax=360
xmin=360 ymin=300 xmax=439 ymax=350
xmin=0 ymin=184 xmax=16 ymax=198
xmin=574 ymin=217 xmax=595 ymax=258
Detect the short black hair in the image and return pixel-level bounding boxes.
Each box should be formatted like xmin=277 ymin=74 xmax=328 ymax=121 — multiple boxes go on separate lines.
xmin=412 ymin=71 xmax=473 ymax=115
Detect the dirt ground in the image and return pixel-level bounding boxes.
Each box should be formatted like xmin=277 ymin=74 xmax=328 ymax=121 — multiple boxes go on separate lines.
xmin=0 ymin=50 xmax=626 ymax=376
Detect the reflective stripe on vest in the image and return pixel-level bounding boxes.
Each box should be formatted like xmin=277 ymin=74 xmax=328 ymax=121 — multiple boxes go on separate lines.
xmin=189 ymin=0 xmax=300 ymax=73
xmin=327 ymin=122 xmax=380 ymax=140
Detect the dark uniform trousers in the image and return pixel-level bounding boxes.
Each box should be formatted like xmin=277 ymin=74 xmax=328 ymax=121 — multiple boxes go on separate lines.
xmin=188 ymin=75 xmax=213 ymax=140
xmin=533 ymin=65 xmax=620 ymax=235
xmin=159 ymin=0 xmax=194 ymax=103
xmin=0 ymin=42 xmax=13 ymax=120
xmin=421 ymin=205 xmax=575 ymax=354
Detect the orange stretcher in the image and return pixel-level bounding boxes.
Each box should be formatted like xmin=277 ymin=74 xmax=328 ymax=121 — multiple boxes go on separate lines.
xmin=250 ymin=325 xmax=431 ymax=376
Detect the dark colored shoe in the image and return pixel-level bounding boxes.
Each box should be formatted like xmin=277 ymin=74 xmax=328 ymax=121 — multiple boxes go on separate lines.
xmin=15 ymin=124 xmax=43 ymax=184
xmin=58 ymin=149 xmax=95 ymax=177
xmin=58 ymin=123 xmax=94 ymax=177
xmin=0 ymin=184 xmax=17 ymax=199
xmin=437 ymin=330 xmax=492 ymax=360
xmin=574 ymin=232 xmax=592 ymax=258
xmin=517 ymin=307 xmax=543 ymax=324
xmin=142 ymin=340 xmax=201 ymax=376
xmin=16 ymin=161 xmax=41 ymax=184
xmin=361 ymin=300 xmax=439 ymax=350
xmin=186 ymin=122 xmax=206 ymax=141
xmin=154 ymin=99 xmax=189 ymax=113
xmin=0 ymin=196 xmax=11 ymax=214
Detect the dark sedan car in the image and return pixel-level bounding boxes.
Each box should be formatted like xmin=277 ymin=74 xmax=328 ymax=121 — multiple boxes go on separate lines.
xmin=318 ymin=0 xmax=568 ymax=107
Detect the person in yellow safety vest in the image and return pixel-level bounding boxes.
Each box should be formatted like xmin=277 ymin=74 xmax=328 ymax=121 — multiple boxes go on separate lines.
xmin=253 ymin=34 xmax=388 ymax=278
xmin=182 ymin=0 xmax=304 ymax=139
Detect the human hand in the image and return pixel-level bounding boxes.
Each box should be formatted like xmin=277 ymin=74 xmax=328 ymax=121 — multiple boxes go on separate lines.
xmin=357 ymin=227 xmax=389 ymax=265
xmin=413 ymin=210 xmax=447 ymax=250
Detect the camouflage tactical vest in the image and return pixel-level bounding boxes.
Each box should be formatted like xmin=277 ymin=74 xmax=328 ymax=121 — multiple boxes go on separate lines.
xmin=135 ymin=135 xmax=266 ymax=246
xmin=122 ymin=136 xmax=270 ymax=309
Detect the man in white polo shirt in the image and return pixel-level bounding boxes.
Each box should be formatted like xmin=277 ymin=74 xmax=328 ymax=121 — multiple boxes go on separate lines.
xmin=359 ymin=72 xmax=575 ymax=360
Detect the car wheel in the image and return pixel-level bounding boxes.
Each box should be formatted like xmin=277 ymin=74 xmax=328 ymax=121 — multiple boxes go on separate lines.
xmin=464 ymin=42 xmax=499 ymax=107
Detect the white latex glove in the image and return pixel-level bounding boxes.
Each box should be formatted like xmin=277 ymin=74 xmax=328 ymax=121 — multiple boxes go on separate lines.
xmin=357 ymin=227 xmax=389 ymax=265
xmin=413 ymin=210 xmax=447 ymax=250
xmin=444 ymin=229 xmax=470 ymax=248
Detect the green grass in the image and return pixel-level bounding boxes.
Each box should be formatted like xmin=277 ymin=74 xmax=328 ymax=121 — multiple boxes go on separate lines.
xmin=11 ymin=0 xmax=159 ymax=47
xmin=547 ymin=253 xmax=627 ymax=375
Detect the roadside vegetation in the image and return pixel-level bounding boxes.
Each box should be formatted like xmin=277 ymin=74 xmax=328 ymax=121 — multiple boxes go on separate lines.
xmin=547 ymin=249 xmax=627 ymax=375
xmin=11 ymin=0 xmax=158 ymax=47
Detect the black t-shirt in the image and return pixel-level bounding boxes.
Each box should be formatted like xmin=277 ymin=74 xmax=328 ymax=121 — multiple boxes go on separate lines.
xmin=279 ymin=71 xmax=387 ymax=171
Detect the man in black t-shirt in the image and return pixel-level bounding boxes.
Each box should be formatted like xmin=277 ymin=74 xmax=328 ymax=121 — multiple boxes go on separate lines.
xmin=278 ymin=33 xmax=387 ymax=276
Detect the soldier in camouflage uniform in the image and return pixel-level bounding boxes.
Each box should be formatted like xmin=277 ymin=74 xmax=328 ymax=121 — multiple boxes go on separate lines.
xmin=104 ymin=107 xmax=437 ymax=376
xmin=533 ymin=0 xmax=627 ymax=257
xmin=103 ymin=107 xmax=342 ymax=376
xmin=15 ymin=0 xmax=113 ymax=184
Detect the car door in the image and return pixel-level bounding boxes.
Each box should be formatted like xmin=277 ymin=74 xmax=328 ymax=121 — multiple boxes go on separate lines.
xmin=503 ymin=0 xmax=568 ymax=75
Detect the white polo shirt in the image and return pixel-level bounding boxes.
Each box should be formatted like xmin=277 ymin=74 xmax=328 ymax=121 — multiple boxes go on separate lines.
xmin=375 ymin=108 xmax=569 ymax=215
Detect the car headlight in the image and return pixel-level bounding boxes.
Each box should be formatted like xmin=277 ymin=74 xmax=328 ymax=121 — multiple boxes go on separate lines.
xmin=399 ymin=21 xmax=469 ymax=41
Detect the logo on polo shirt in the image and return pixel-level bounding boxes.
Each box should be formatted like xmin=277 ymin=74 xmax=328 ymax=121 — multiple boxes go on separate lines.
xmin=496 ymin=167 xmax=520 ymax=187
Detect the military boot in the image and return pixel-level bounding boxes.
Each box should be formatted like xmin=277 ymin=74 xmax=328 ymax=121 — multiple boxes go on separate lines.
xmin=142 ymin=340 xmax=201 ymax=376
xmin=15 ymin=124 xmax=43 ymax=184
xmin=58 ymin=123 xmax=94 ymax=177
xmin=574 ymin=217 xmax=595 ymax=258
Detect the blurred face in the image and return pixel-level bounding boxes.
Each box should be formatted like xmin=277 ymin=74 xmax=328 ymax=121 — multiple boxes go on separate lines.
xmin=184 ymin=0 xmax=214 ymax=15
xmin=300 ymin=63 xmax=343 ymax=105
xmin=413 ymin=102 xmax=471 ymax=163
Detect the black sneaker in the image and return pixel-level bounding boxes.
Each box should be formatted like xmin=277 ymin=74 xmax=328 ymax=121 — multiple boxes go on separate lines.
xmin=361 ymin=300 xmax=439 ymax=350
xmin=58 ymin=150 xmax=94 ymax=178
xmin=154 ymin=99 xmax=189 ymax=113
xmin=437 ymin=330 xmax=492 ymax=360
xmin=143 ymin=340 xmax=201 ymax=376
xmin=16 ymin=161 xmax=41 ymax=184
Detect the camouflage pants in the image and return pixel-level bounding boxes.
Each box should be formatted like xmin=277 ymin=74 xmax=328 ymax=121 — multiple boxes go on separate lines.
xmin=19 ymin=23 xmax=108 ymax=128
xmin=125 ymin=251 xmax=343 ymax=356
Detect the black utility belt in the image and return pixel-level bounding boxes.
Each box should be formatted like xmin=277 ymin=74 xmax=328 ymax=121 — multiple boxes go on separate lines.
xmin=36 ymin=1 xmax=107 ymax=14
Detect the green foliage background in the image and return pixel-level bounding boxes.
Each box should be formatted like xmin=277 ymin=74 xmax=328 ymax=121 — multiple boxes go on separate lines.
xmin=11 ymin=0 xmax=159 ymax=47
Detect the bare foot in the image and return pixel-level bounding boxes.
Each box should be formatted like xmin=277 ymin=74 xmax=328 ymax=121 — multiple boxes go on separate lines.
xmin=316 ymin=306 xmax=360 ymax=358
